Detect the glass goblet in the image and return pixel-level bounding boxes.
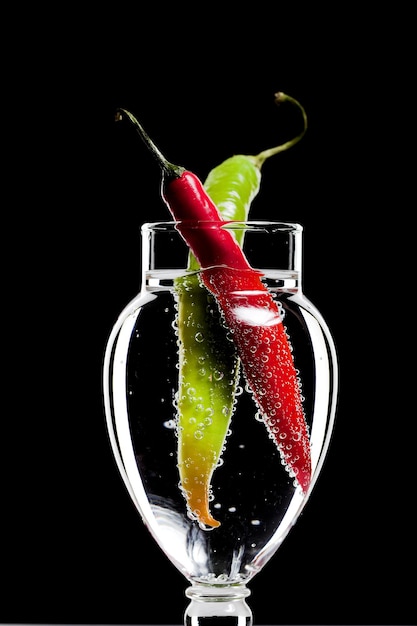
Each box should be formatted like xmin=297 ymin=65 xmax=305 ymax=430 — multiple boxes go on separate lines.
xmin=103 ymin=220 xmax=338 ymax=626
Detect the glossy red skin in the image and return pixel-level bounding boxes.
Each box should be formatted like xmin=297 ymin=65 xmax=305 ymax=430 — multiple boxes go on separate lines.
xmin=165 ymin=172 xmax=251 ymax=270
xmin=164 ymin=171 xmax=311 ymax=493
xmin=203 ymin=266 xmax=311 ymax=492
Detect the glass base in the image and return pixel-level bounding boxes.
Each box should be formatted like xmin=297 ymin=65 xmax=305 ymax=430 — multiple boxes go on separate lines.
xmin=184 ymin=584 xmax=252 ymax=626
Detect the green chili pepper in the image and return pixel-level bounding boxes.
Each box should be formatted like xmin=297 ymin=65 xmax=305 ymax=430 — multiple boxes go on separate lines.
xmin=175 ymin=93 xmax=307 ymax=528
xmin=175 ymin=277 xmax=240 ymax=528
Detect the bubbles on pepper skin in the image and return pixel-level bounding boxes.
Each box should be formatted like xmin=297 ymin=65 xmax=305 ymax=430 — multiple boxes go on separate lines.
xmin=186 ymin=386 xmax=196 ymax=398
xmin=247 ymin=387 xmax=256 ymax=400
xmin=197 ymin=520 xmax=217 ymax=532
xmin=254 ymin=411 xmax=263 ymax=422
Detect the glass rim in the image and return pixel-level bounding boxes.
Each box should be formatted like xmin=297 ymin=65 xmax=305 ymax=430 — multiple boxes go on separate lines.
xmin=141 ymin=220 xmax=303 ymax=233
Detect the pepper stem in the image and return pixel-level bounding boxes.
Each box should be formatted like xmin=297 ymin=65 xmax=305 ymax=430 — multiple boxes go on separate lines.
xmin=251 ymin=92 xmax=308 ymax=169
xmin=115 ymin=108 xmax=185 ymax=179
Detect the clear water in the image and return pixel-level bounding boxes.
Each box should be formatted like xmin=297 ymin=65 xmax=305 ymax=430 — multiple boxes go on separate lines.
xmin=106 ymin=269 xmax=337 ymax=585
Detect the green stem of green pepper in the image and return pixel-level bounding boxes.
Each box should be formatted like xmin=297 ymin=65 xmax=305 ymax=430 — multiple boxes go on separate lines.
xmin=175 ymin=93 xmax=307 ymax=528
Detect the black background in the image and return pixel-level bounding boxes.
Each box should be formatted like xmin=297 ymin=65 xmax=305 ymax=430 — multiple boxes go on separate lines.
xmin=2 ymin=3 xmax=414 ymax=626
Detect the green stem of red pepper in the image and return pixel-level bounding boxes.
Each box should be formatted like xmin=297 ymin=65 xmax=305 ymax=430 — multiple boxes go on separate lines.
xmin=117 ymin=103 xmax=311 ymax=526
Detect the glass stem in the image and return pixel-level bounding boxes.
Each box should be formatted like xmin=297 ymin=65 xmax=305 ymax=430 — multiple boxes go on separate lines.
xmin=184 ymin=584 xmax=252 ymax=626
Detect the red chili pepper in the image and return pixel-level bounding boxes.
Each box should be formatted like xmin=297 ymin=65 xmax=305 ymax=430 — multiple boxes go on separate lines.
xmin=202 ymin=264 xmax=311 ymax=492
xmin=116 ymin=109 xmax=312 ymax=493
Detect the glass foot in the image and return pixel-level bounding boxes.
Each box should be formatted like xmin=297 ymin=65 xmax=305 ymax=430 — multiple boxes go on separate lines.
xmin=184 ymin=584 xmax=252 ymax=626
